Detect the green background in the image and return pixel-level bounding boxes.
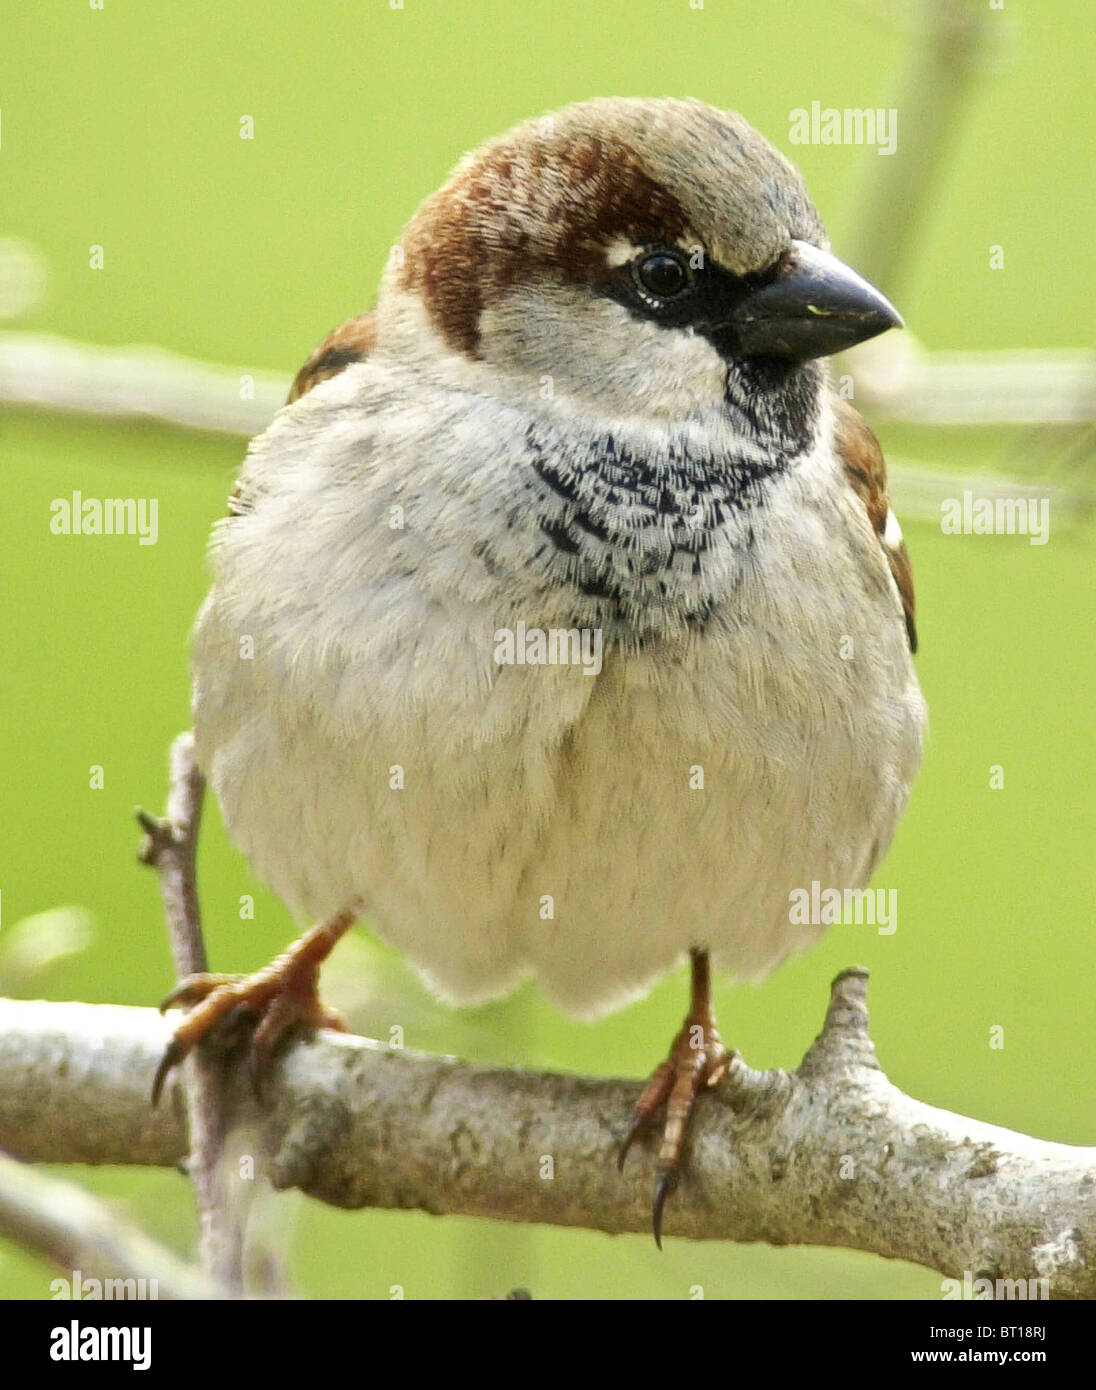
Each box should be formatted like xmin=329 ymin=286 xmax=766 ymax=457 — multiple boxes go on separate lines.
xmin=1 ymin=0 xmax=1092 ymax=1299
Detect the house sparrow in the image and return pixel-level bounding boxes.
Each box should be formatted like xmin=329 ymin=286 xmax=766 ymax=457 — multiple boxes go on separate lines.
xmin=155 ymin=97 xmax=925 ymax=1244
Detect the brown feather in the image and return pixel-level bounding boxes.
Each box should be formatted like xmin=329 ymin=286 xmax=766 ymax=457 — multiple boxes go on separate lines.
xmin=397 ymin=135 xmax=689 ymax=358
xmin=226 ymin=314 xmax=379 ymax=517
xmin=831 ymin=394 xmax=918 ymax=653
xmin=287 ymin=312 xmax=377 ymax=402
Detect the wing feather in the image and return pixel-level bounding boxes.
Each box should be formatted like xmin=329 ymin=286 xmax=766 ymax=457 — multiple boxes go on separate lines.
xmin=831 ymin=394 xmax=918 ymax=653
xmin=287 ymin=312 xmax=377 ymax=402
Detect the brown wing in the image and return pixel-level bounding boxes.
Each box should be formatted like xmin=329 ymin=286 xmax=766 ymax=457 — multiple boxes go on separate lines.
xmin=287 ymin=311 xmax=377 ymax=402
xmin=228 ymin=313 xmax=379 ymax=517
xmin=831 ymin=394 xmax=918 ymax=654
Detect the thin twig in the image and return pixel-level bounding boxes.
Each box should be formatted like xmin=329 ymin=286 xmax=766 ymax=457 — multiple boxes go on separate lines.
xmin=136 ymin=731 xmax=244 ymax=1297
xmin=842 ymin=0 xmax=995 ymax=296
xmin=0 ymin=1148 xmax=211 ymax=1300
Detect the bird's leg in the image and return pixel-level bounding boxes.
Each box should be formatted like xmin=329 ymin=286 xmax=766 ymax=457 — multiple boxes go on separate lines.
xmin=152 ymin=911 xmax=355 ymax=1105
xmin=618 ymin=948 xmax=732 ymax=1246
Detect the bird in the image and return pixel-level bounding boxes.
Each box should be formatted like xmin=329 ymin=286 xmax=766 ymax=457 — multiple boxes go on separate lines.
xmin=154 ymin=96 xmax=926 ymax=1245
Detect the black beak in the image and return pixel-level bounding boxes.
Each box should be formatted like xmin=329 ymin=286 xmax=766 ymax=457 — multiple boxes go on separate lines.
xmin=730 ymin=240 xmax=903 ymax=361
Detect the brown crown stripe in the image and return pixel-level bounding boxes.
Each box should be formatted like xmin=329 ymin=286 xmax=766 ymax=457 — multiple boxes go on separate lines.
xmin=397 ymin=134 xmax=691 ymax=358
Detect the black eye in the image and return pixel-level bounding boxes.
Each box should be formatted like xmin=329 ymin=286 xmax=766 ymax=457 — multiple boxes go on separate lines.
xmin=634 ymin=251 xmax=690 ymax=300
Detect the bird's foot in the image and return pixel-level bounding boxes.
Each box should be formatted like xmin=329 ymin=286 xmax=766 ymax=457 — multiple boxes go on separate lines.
xmin=618 ymin=1004 xmax=733 ymax=1248
xmin=152 ymin=912 xmax=353 ymax=1105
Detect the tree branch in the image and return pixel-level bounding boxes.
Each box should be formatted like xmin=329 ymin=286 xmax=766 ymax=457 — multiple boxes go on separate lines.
xmin=136 ymin=732 xmax=245 ymax=1297
xmin=4 ymin=330 xmax=1094 ymax=436
xmin=842 ymin=0 xmax=994 ymax=297
xmin=1 ymin=981 xmax=1092 ymax=1297
xmin=0 ymin=1149 xmax=211 ymax=1300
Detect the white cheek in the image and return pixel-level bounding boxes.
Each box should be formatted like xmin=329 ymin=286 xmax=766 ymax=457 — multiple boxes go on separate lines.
xmin=883 ymin=508 xmax=903 ymax=549
xmin=480 ymin=285 xmax=728 ymax=420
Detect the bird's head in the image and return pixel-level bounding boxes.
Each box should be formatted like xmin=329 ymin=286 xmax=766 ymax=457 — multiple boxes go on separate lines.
xmin=379 ymin=97 xmax=901 ymax=449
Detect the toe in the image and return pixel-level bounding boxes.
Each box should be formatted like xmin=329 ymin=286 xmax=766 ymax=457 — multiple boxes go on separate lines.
xmin=623 ymin=1032 xmax=733 ymax=1246
xmin=302 ymin=1000 xmax=350 ymax=1033
xmin=619 ymin=1059 xmax=675 ymax=1170
xmin=705 ymin=1050 xmax=733 ymax=1088
xmin=159 ymin=972 xmax=243 ymax=1012
xmin=248 ymin=991 xmax=302 ymax=1099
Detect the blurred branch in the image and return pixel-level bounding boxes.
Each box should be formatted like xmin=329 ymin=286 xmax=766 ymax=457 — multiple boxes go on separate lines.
xmin=3 ymin=330 xmax=1094 ymax=526
xmin=136 ymin=733 xmax=246 ymax=1298
xmin=843 ymin=0 xmax=998 ymax=294
xmin=0 ymin=331 xmax=285 ymax=433
xmin=847 ymin=339 xmax=1096 ymax=427
xmin=0 ymin=1148 xmax=210 ymax=1300
xmin=3 ymin=329 xmax=1094 ymax=432
xmin=1 ymin=983 xmax=1093 ymax=1296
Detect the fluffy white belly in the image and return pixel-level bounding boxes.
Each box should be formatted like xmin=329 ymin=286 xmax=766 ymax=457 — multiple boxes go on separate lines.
xmin=193 ymin=548 xmax=924 ymax=1019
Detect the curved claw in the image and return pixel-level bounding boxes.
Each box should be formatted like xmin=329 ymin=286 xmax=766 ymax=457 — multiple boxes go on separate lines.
xmin=652 ymin=1171 xmax=675 ymax=1250
xmin=151 ymin=1037 xmax=186 ymax=1107
xmin=617 ymin=1118 xmax=644 ymax=1173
